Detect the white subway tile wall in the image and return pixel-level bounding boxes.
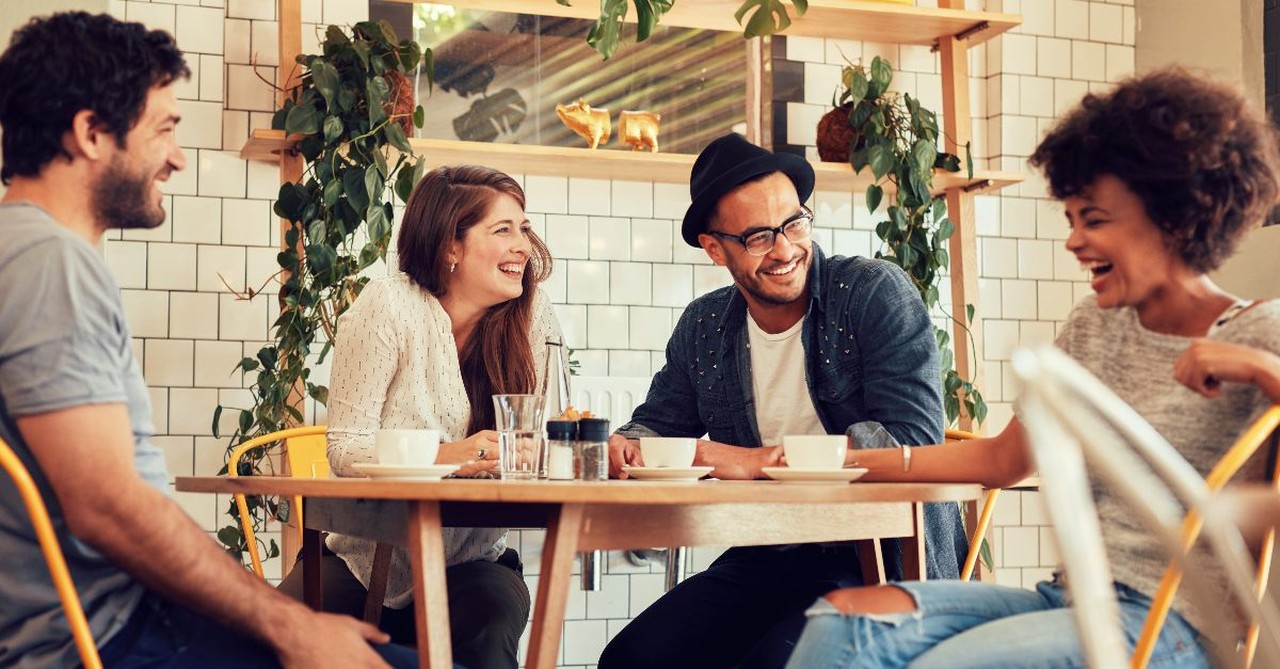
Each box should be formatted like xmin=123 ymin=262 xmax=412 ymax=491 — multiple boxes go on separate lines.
xmin=94 ymin=1 xmax=1127 ymax=665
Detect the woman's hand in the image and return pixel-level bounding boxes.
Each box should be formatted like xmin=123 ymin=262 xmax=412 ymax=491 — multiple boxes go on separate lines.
xmin=438 ymin=430 xmax=500 ymax=477
xmin=1175 ymin=339 xmax=1280 ymax=402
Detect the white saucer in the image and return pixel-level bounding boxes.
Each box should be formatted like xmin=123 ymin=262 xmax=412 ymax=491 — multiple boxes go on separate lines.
xmin=622 ymin=465 xmax=714 ymax=481
xmin=351 ymin=462 xmax=460 ymax=480
xmin=761 ymin=467 xmax=869 ymax=483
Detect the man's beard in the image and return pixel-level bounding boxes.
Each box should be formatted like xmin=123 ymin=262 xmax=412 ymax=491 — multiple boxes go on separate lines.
xmin=92 ymin=156 xmax=165 ymax=230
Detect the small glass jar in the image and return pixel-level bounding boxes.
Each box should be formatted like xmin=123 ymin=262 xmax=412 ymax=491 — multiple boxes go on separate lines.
xmin=545 ymin=419 xmax=578 ymax=480
xmin=577 ymin=417 xmax=610 ymax=481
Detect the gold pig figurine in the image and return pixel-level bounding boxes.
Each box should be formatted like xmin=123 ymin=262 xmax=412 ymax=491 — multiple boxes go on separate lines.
xmin=618 ymin=110 xmax=661 ymax=152
xmin=556 ymin=100 xmax=611 ymax=150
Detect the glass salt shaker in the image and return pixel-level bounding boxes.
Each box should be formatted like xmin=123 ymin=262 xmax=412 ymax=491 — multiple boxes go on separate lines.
xmin=577 ymin=417 xmax=610 ymax=481
xmin=545 ymin=419 xmax=578 ymax=480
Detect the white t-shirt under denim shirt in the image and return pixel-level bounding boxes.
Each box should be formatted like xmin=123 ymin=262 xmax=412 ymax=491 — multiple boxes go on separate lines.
xmin=746 ymin=314 xmax=825 ymax=446
xmin=1053 ymin=295 xmax=1280 ymax=641
xmin=325 ymin=273 xmax=562 ymax=608
xmin=0 ymin=202 xmax=168 ymax=668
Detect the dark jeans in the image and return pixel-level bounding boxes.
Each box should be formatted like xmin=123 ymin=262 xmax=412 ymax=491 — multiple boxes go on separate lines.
xmin=98 ymin=592 xmax=418 ymax=668
xmin=278 ymin=546 xmax=529 ymax=669
xmin=597 ymin=544 xmax=865 ymax=669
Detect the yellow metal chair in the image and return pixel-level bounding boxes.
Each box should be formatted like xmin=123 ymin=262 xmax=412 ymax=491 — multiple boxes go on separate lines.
xmin=1132 ymin=405 xmax=1280 ymax=669
xmin=945 ymin=428 xmax=998 ymax=581
xmin=227 ymin=425 xmax=329 ymax=579
xmin=227 ymin=425 xmax=391 ymax=624
xmin=0 ymin=437 xmax=103 ymax=669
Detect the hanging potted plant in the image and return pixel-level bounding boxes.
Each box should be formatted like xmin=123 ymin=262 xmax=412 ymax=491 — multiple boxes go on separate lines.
xmin=212 ymin=20 xmax=432 ymax=564
xmin=825 ymin=56 xmax=987 ymax=427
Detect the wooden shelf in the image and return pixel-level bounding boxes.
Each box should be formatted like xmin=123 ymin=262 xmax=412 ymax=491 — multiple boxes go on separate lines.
xmin=389 ymin=0 xmax=1020 ymax=47
xmin=241 ymin=128 xmax=1021 ymax=196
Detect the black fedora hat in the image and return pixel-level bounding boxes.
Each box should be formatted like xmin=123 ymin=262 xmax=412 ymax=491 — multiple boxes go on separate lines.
xmin=681 ymin=133 xmax=814 ymax=247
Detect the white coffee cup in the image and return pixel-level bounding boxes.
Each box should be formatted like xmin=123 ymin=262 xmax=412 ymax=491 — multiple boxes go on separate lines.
xmin=374 ymin=428 xmax=440 ymax=467
xmin=639 ymin=437 xmax=696 ymax=468
xmin=782 ymin=435 xmax=848 ymax=470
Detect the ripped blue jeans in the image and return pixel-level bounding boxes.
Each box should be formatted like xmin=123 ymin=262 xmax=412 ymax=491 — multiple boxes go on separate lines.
xmin=784 ymin=579 xmax=1210 ymax=669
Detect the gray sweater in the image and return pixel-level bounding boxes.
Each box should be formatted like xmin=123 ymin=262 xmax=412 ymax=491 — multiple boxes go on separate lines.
xmin=1055 ymin=296 xmax=1280 ymax=640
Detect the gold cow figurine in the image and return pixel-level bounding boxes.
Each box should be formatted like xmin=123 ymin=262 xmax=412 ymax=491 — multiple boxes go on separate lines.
xmin=618 ymin=110 xmax=661 ymax=152
xmin=556 ymin=100 xmax=611 ymax=150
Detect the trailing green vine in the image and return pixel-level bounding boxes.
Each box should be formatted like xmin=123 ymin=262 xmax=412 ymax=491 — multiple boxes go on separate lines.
xmin=838 ymin=57 xmax=987 ymax=427
xmin=212 ymin=20 xmax=432 ymax=564
xmin=571 ymin=0 xmax=808 ymax=59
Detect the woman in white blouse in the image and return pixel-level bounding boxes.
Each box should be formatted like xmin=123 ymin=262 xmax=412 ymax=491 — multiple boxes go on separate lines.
xmin=280 ymin=165 xmax=562 ymax=669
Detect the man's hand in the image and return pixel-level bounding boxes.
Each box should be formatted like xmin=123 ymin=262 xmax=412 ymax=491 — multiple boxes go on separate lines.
xmin=275 ymin=612 xmax=395 ymax=669
xmin=608 ymin=434 xmax=642 ymax=478
xmin=1174 ymin=339 xmax=1280 ymax=402
xmin=697 ymin=442 xmax=782 ymax=480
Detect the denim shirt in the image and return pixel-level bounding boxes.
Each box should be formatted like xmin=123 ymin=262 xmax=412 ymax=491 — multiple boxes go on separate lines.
xmin=618 ymin=244 xmax=968 ymax=580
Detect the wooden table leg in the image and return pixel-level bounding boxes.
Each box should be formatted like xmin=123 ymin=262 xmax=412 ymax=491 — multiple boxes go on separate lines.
xmin=900 ymin=502 xmax=928 ymax=580
xmin=303 ymin=527 xmax=323 ymax=610
xmin=408 ymin=501 xmax=451 ymax=669
xmin=525 ymin=503 xmax=584 ymax=669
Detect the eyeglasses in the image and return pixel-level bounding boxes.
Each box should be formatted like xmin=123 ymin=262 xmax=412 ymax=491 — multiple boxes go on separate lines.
xmin=706 ymin=206 xmax=813 ymax=256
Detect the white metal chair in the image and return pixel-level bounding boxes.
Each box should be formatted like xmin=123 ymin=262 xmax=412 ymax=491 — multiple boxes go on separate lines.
xmin=1010 ymin=344 xmax=1280 ymax=668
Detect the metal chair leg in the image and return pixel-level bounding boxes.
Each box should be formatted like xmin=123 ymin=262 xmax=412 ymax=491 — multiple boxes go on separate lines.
xmin=580 ymin=550 xmax=602 ymax=591
xmin=664 ymin=546 xmax=687 ymax=591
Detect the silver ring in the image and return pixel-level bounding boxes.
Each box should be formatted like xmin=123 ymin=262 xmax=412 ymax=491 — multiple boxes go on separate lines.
xmin=477 ymin=448 xmax=488 ymax=461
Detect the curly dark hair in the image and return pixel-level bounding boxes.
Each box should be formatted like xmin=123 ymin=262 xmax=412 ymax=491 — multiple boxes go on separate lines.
xmin=0 ymin=12 xmax=189 ymax=184
xmin=1029 ymin=67 xmax=1280 ymax=272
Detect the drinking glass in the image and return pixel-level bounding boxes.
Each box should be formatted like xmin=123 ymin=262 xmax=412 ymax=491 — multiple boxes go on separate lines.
xmin=493 ymin=394 xmax=545 ymax=480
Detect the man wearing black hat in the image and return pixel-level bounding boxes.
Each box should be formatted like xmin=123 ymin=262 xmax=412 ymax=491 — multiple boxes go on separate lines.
xmin=599 ymin=134 xmax=968 ymax=669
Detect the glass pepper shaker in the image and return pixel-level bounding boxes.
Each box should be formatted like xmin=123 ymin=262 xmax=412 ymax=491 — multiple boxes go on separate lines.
xmin=577 ymin=417 xmax=610 ymax=481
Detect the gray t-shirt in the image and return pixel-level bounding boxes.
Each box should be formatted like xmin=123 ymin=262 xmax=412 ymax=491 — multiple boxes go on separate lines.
xmin=1056 ymin=295 xmax=1280 ymax=640
xmin=0 ymin=202 xmax=169 ymax=668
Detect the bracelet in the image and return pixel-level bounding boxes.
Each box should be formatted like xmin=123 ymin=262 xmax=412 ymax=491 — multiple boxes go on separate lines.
xmin=901 ymin=444 xmax=912 ymax=472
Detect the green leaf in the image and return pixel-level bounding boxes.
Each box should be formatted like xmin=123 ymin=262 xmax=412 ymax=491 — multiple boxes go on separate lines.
xmin=342 ymin=167 xmax=369 ymax=213
xmin=586 ymin=0 xmax=628 ymax=59
xmin=385 ymin=122 xmax=413 ymax=154
xmin=311 ymin=60 xmax=339 ymax=109
xmin=867 ymin=145 xmax=893 ymax=180
xmin=238 ymin=357 xmax=260 ymax=372
xmin=322 ymin=178 xmax=342 ymax=208
xmin=238 ymin=409 xmax=253 ymax=434
xmin=364 ymin=164 xmax=384 ymax=204
xmin=736 ymin=0 xmax=794 ymax=38
xmin=306 ymin=243 xmax=337 ymax=277
xmin=911 ymin=140 xmax=937 ymax=177
xmin=866 ymin=184 xmax=883 ymax=214
xmin=868 ymin=56 xmax=893 ymax=98
xmin=366 ymin=77 xmax=388 ymax=126
xmin=322 ymin=115 xmax=343 ymax=143
xmin=284 ymin=103 xmax=320 ymax=135
xmin=848 ymin=68 xmax=869 ymax=105
xmin=211 ymin=405 xmax=223 ymax=438
xmin=395 ymin=162 xmax=419 ymax=203
xmin=966 ymin=303 xmax=976 ymax=323
xmin=217 ymin=526 xmax=243 ymax=549
xmin=938 ymin=218 xmax=955 ymax=241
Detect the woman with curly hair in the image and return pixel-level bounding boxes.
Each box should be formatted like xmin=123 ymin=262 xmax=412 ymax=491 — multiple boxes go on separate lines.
xmin=783 ymin=68 xmax=1280 ymax=669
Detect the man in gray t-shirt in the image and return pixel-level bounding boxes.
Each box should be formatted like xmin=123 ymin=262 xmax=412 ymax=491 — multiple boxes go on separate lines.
xmin=0 ymin=13 xmax=416 ymax=669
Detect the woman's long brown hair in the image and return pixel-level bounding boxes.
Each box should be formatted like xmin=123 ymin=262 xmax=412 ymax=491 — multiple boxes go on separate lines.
xmin=397 ymin=165 xmax=553 ymax=435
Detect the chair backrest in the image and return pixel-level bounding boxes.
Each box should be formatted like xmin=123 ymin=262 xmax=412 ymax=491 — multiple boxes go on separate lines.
xmin=1011 ymin=345 xmax=1280 ymax=669
xmin=570 ymin=376 xmax=652 ymax=423
xmin=0 ymin=437 xmax=103 ymax=669
xmin=227 ymin=425 xmax=329 ymax=579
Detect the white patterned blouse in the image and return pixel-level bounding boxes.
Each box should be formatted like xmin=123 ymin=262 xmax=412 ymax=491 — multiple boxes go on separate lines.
xmin=324 ymin=272 xmax=561 ymax=608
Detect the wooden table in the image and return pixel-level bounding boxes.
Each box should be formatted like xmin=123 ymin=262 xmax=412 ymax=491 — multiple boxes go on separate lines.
xmin=175 ymin=476 xmax=980 ymax=669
